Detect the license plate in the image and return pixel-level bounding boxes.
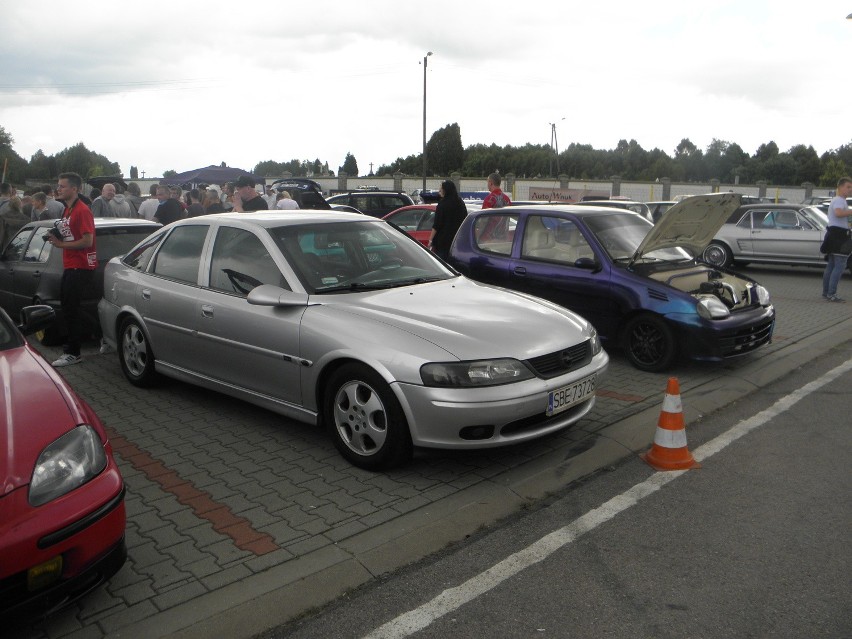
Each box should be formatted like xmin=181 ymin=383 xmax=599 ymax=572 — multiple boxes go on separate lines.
xmin=547 ymin=374 xmax=596 ymax=416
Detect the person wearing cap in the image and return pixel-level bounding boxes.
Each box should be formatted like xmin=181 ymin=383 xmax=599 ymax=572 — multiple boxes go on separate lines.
xmin=232 ymin=175 xmax=268 ymax=212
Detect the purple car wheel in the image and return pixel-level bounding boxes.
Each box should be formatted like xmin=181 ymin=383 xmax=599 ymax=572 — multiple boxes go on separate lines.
xmin=623 ymin=314 xmax=676 ymax=372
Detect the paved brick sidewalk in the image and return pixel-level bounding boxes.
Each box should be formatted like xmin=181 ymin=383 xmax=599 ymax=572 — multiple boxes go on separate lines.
xmin=16 ymin=265 xmax=852 ymax=639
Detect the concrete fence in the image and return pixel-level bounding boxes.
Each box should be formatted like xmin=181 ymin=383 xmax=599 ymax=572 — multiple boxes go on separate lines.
xmin=301 ymin=172 xmax=832 ymax=204
xmin=116 ymin=174 xmax=834 ymax=205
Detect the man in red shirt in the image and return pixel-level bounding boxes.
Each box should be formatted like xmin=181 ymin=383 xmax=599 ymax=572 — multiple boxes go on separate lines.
xmin=46 ymin=172 xmax=97 ymax=367
xmin=482 ymin=172 xmax=511 ymax=209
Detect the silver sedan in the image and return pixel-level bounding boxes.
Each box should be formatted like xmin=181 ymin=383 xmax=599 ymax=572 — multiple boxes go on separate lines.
xmin=98 ymin=212 xmax=608 ymax=469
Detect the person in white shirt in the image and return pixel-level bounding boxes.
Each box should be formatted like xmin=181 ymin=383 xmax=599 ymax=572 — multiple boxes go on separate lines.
xmin=136 ymin=184 xmax=161 ymax=221
xmin=276 ymin=190 xmax=300 ymax=210
xmin=821 ymin=176 xmax=852 ymax=302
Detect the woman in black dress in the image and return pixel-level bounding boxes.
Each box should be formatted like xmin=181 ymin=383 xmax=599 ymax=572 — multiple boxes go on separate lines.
xmin=429 ymin=180 xmax=467 ymax=259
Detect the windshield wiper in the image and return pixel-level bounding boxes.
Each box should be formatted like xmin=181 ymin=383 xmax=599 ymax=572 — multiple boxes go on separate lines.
xmin=314 ymin=282 xmax=396 ymax=294
xmin=315 ymin=276 xmax=445 ymax=294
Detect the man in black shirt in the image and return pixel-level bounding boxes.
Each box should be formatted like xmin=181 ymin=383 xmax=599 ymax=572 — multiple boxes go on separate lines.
xmin=232 ymin=175 xmax=268 ymax=212
xmin=153 ymin=185 xmax=184 ymax=225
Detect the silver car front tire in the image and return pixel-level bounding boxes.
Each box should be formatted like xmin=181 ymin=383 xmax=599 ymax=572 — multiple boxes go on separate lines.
xmin=324 ymin=363 xmax=412 ymax=470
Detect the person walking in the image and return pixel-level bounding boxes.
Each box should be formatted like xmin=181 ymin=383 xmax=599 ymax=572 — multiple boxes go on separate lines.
xmin=482 ymin=172 xmax=511 ymax=209
xmin=821 ymin=177 xmax=852 ymax=303
xmin=45 ymin=172 xmax=97 ymax=367
xmin=428 ymin=180 xmax=467 ymax=259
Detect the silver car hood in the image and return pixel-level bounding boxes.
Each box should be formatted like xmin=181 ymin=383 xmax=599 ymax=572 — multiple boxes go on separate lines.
xmin=631 ymin=193 xmax=742 ymax=263
xmin=315 ymin=278 xmax=589 ymax=360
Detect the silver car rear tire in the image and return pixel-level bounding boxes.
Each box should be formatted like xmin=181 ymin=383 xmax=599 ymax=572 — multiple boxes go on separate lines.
xmin=324 ymin=363 xmax=412 ymax=470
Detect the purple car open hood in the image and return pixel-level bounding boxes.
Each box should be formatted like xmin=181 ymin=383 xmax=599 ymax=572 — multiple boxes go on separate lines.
xmin=629 ymin=193 xmax=742 ymax=266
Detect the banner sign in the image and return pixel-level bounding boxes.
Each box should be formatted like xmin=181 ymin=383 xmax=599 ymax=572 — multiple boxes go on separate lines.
xmin=527 ymin=187 xmax=609 ymax=203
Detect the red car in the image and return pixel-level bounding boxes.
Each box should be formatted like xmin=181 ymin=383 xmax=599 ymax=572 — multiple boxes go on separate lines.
xmin=0 ymin=305 xmax=126 ymax=620
xmin=383 ymin=204 xmax=437 ymax=247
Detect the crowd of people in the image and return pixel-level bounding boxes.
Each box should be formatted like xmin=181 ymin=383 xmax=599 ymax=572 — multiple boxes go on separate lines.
xmin=0 ymin=175 xmax=303 ymax=244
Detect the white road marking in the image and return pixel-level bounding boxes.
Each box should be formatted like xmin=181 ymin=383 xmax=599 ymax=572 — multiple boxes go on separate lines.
xmin=363 ymin=358 xmax=852 ymax=639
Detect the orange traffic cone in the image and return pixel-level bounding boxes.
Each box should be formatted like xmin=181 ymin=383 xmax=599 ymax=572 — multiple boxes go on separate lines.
xmin=641 ymin=377 xmax=700 ymax=471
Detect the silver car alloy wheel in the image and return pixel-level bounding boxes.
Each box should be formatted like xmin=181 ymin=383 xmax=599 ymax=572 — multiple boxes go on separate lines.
xmin=332 ymin=379 xmax=388 ymax=457
xmin=122 ymin=322 xmax=149 ymax=378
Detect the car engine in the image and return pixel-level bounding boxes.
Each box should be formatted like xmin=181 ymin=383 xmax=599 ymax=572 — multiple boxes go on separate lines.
xmin=655 ymin=267 xmax=756 ymax=311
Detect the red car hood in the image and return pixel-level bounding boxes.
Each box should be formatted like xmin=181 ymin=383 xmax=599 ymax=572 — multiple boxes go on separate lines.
xmin=0 ymin=345 xmax=83 ymax=496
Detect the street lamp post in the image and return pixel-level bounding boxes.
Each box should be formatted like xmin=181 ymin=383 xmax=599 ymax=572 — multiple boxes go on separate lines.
xmin=422 ymin=51 xmax=432 ymax=193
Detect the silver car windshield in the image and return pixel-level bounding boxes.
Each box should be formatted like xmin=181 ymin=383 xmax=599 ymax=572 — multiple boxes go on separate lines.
xmin=583 ymin=213 xmax=689 ymax=262
xmin=267 ymin=220 xmax=453 ymax=293
xmin=801 ymin=206 xmax=828 ymax=229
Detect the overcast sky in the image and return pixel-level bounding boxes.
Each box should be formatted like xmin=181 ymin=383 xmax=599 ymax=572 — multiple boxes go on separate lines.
xmin=2 ymin=0 xmax=851 ymax=179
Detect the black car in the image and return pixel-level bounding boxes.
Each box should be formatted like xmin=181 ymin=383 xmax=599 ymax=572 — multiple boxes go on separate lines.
xmin=0 ymin=218 xmax=161 ymax=343
xmin=326 ymin=190 xmax=414 ymax=217
xmin=270 ymin=178 xmax=331 ymax=210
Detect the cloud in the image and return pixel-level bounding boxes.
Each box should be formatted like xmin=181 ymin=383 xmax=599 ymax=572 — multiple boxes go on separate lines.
xmin=2 ymin=0 xmax=849 ymax=177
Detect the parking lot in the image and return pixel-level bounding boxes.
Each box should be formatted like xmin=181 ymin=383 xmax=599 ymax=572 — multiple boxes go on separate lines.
xmin=19 ymin=264 xmax=852 ymax=639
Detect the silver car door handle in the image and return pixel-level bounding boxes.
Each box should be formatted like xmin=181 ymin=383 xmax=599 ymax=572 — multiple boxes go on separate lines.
xmin=141 ymin=288 xmax=151 ymax=300
xmin=201 ymin=305 xmax=214 ymax=318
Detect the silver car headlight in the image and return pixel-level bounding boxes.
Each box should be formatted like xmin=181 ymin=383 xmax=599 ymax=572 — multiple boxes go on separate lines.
xmin=696 ymin=296 xmax=731 ymax=319
xmin=421 ymin=358 xmax=534 ymax=387
xmin=29 ymin=425 xmax=107 ymax=507
xmin=589 ymin=326 xmax=602 ymax=356
xmin=755 ymin=285 xmax=771 ymax=306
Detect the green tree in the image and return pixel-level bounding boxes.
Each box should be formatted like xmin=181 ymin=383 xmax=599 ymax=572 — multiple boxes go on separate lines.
xmin=754 ymin=141 xmax=779 ymax=162
xmin=819 ymin=157 xmax=849 ymax=187
xmin=787 ymin=145 xmax=821 ymax=185
xmin=254 ymin=160 xmax=288 ymax=176
xmin=0 ymin=125 xmax=13 ymax=147
xmin=1 ymin=125 xmax=27 ymax=183
xmin=341 ymin=152 xmax=358 ymax=176
xmin=674 ymin=138 xmax=704 ymax=181
xmin=426 ymin=123 xmax=465 ymax=175
xmin=28 ymin=149 xmax=53 ymax=179
xmin=130 ymin=166 xmax=139 ymax=179
xmin=163 ymin=169 xmax=177 ymax=178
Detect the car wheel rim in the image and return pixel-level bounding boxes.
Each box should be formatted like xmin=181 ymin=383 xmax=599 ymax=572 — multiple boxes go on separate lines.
xmin=332 ymin=380 xmax=388 ymax=457
xmin=703 ymin=245 xmax=725 ymax=266
xmin=629 ymin=322 xmax=665 ymax=366
xmin=122 ymin=324 xmax=148 ymax=377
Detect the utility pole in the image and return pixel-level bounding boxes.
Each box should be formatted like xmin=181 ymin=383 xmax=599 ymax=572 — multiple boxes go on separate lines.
xmin=422 ymin=51 xmax=433 ymax=192
xmin=549 ymin=117 xmax=565 ymax=177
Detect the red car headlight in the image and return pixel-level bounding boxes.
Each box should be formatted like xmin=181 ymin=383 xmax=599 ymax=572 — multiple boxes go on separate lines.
xmin=29 ymin=425 xmax=107 ymax=507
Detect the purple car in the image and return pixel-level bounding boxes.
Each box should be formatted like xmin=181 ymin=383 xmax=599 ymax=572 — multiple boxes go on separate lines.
xmin=448 ymin=194 xmax=776 ymax=371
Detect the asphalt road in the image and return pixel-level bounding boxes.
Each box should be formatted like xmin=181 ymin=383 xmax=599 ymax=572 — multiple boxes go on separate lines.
xmin=269 ymin=340 xmax=852 ymax=639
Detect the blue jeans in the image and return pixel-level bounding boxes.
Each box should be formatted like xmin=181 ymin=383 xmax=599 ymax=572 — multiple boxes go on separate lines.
xmin=822 ymin=254 xmax=847 ymax=297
